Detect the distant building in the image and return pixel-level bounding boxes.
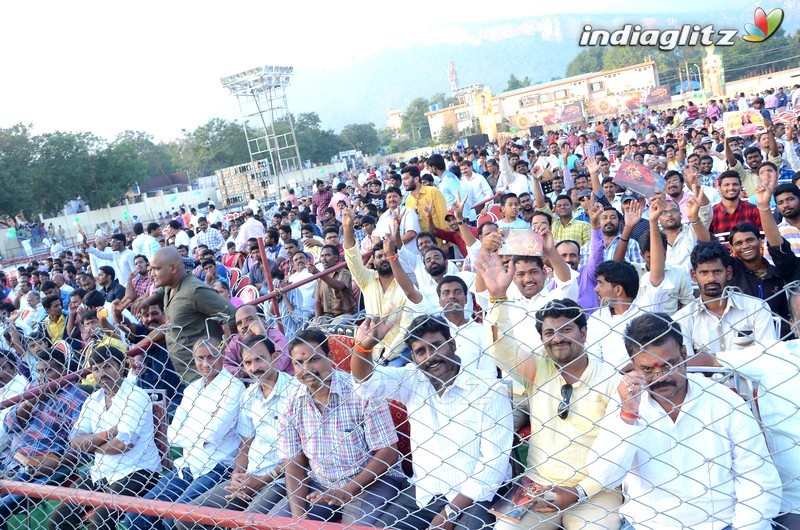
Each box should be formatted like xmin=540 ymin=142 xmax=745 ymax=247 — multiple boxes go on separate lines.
xmin=424 ymin=61 xmax=659 ymax=138
xmin=386 ymin=108 xmax=402 ymax=131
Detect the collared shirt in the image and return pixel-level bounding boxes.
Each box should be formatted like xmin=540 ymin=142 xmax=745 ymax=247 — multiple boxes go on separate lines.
xmin=313 ymin=268 xmax=356 ymax=317
xmin=355 ymin=365 xmax=512 ymax=507
xmin=639 ymin=266 xmax=695 ymax=315
xmin=710 ymin=200 xmax=763 ymax=239
xmin=235 ymin=218 xmax=266 ymax=252
xmin=277 ymin=370 xmax=403 ymax=489
xmin=237 ymin=371 xmax=300 ymax=475
xmin=100 ymin=280 xmax=126 ymax=303
xmin=311 ymin=190 xmax=333 ymax=218
xmin=463 ymin=173 xmax=493 ymax=204
xmin=731 ymin=155 xmax=782 ymax=197
xmin=665 ymin=225 xmax=700 ymax=273
xmin=169 ymin=368 xmax=245 ymax=477
xmin=716 ymin=339 xmax=800 ymax=514
xmin=45 ymin=314 xmax=67 ymax=344
xmin=587 ymin=374 xmax=781 ymax=530
xmin=5 ymin=382 xmax=87 ymax=459
xmin=673 ymin=289 xmax=778 ymax=356
xmin=551 ymin=217 xmax=590 ymax=247
xmin=195 ymin=227 xmax=226 ymax=254
xmin=132 ymin=234 xmax=161 ymax=261
xmin=131 ymin=273 xmax=154 ymax=299
xmin=344 ymin=243 xmax=417 ymax=361
xmin=154 ymin=275 xmax=237 ymax=382
xmin=87 ymin=247 xmax=136 ymax=284
xmin=374 ymin=207 xmax=421 ymax=252
xmin=777 ymin=218 xmax=800 ymax=256
xmin=488 ymin=302 xmax=620 ymax=492
xmin=72 ymin=378 xmax=161 ymax=483
xmin=404 ymin=186 xmax=448 ymax=236
xmin=579 ymin=236 xmax=644 ymax=270
xmin=447 ymin=319 xmax=497 ymax=379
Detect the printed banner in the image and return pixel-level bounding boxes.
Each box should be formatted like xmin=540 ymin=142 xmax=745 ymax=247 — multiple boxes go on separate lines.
xmin=614 ymin=162 xmax=666 ymax=198
xmin=724 ymin=110 xmax=768 ymax=137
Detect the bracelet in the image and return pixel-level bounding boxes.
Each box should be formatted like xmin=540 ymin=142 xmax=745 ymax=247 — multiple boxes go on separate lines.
xmin=689 ymin=219 xmax=701 ymax=224
xmin=101 ymin=431 xmax=110 ymax=441
xmin=619 ymin=237 xmax=629 ymax=243
xmin=354 ymin=344 xmax=373 ymax=355
xmin=387 ymin=254 xmax=398 ymax=261
xmin=270 ymin=467 xmax=281 ymax=480
xmin=620 ymin=410 xmax=640 ymax=420
xmin=489 ymin=296 xmax=508 ymax=304
xmin=758 ymin=206 xmax=772 ymax=212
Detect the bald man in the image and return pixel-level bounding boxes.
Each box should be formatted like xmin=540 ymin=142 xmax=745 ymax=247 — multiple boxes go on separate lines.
xmin=87 ymin=235 xmax=114 ymax=278
xmin=137 ymin=247 xmax=237 ymax=382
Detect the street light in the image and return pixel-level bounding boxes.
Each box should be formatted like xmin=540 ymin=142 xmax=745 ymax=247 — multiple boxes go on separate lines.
xmin=692 ymin=64 xmax=703 ymax=93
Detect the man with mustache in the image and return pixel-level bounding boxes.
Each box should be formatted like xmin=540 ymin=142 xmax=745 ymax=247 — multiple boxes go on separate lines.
xmin=673 ymin=241 xmax=778 ymax=356
xmin=276 ymin=329 xmax=406 ymax=525
xmin=177 ymin=335 xmax=300 ymax=529
xmin=772 ymin=183 xmax=800 ymax=256
xmin=586 ymin=313 xmax=780 ymax=530
xmin=351 ymin=315 xmax=512 ymax=530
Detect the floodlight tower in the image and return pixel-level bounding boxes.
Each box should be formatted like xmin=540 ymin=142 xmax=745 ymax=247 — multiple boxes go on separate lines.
xmin=220 ymin=65 xmax=304 ymax=203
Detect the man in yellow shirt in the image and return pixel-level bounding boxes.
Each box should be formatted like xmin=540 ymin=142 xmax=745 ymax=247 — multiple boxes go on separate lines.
xmin=401 ymin=165 xmax=448 ymax=235
xmin=480 ymin=249 xmax=623 ymax=530
xmin=42 ymin=295 xmax=67 ymax=345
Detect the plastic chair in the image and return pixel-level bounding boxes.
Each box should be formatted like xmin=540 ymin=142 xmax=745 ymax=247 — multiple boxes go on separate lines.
xmin=237 ymin=285 xmax=259 ymax=304
xmin=236 ymin=275 xmax=250 ymax=289
xmin=227 ymin=268 xmax=241 ymax=290
xmin=388 ymin=399 xmax=414 ymax=477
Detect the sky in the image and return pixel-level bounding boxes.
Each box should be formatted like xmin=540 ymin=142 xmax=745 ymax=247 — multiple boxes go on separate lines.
xmin=1 ymin=0 xmax=796 ymax=142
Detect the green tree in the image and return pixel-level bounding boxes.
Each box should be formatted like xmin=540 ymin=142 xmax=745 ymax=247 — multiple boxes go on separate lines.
xmin=505 ymin=74 xmax=532 ymax=91
xmin=429 ymin=92 xmax=459 ymax=107
xmin=565 ymin=48 xmax=606 ymax=77
xmin=0 ymin=124 xmax=37 ymax=218
xmin=401 ymin=97 xmax=432 ymax=144
xmin=179 ymin=118 xmax=250 ymax=179
xmin=339 ymin=123 xmax=381 ymax=155
xmin=436 ymin=124 xmax=459 ymax=145
xmin=32 ymin=131 xmax=101 ymax=215
xmin=292 ymin=112 xmax=346 ymax=164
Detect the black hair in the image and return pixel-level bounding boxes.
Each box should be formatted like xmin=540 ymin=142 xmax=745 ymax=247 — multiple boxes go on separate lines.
xmin=403 ymin=315 xmax=451 ymax=348
xmin=690 ymin=241 xmax=731 ymax=270
xmin=623 ymin=313 xmax=684 ymax=357
xmin=98 ymin=265 xmax=115 ymax=281
xmin=534 ymin=298 xmax=587 ymax=336
xmin=639 ymin=230 xmax=667 ymax=254
xmin=83 ymin=290 xmax=106 ymax=309
xmin=595 ymin=260 xmax=639 ymax=299
xmin=728 ymin=222 xmax=761 ymax=244
xmin=320 ymin=244 xmax=339 ymax=256
xmin=288 ymin=328 xmax=329 ymax=357
xmin=774 ymin=183 xmax=800 ymax=202
xmin=89 ymin=345 xmax=127 ymax=367
xmin=717 ymin=169 xmax=741 ymax=186
xmin=42 ymin=294 xmax=61 ymax=310
xmin=500 ymin=193 xmax=518 ymax=206
xmin=436 ymin=275 xmax=468 ymax=297
xmin=242 ymin=334 xmax=276 ymax=355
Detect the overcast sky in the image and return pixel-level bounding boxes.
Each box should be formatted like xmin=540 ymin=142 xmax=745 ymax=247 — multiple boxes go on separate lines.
xmin=0 ymin=0 xmax=790 ymax=142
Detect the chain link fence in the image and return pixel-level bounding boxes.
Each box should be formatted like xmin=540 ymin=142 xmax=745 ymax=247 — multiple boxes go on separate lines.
xmin=0 ymin=282 xmax=797 ymax=530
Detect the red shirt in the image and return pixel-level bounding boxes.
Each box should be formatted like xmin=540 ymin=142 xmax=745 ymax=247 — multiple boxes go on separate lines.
xmin=709 ymin=200 xmax=762 ymax=238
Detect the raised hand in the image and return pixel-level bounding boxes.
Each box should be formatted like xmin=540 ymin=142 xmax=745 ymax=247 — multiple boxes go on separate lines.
xmin=452 ymin=193 xmax=467 ymax=221
xmin=588 ymin=200 xmax=603 ymax=230
xmin=354 ymin=315 xmax=396 ymax=351
xmin=622 ymin=200 xmax=643 ymax=228
xmin=754 ymin=184 xmax=773 ymax=210
xmin=686 ymin=196 xmax=701 ymax=222
xmin=476 ymin=249 xmax=514 ymax=299
xmin=648 ymin=191 xmax=666 ymax=220
xmin=617 ymin=372 xmax=646 ymax=423
xmin=584 ymin=157 xmax=599 ymax=176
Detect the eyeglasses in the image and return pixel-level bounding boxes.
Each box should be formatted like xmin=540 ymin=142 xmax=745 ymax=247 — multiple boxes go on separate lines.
xmin=558 ymin=384 xmax=573 ymax=420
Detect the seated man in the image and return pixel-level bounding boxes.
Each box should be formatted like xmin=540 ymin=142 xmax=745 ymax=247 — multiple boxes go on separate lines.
xmin=312 ymin=244 xmax=357 ymax=323
xmin=587 ymin=313 xmax=781 ymax=529
xmin=0 ymin=348 xmax=88 ymax=530
xmin=124 ymin=339 xmax=246 ymax=530
xmin=352 ymin=315 xmax=513 ymax=530
xmin=222 ymin=304 xmax=291 ymax=380
xmin=275 ymin=329 xmax=406 ymax=525
xmin=50 ymin=346 xmax=162 ymax=530
xmin=177 ymin=335 xmax=300 ymax=530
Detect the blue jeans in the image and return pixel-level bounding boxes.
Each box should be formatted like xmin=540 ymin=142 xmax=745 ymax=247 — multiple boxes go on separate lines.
xmin=124 ymin=463 xmax=231 ymax=530
xmin=0 ymin=466 xmax=70 ymax=530
xmin=620 ymin=518 xmax=729 ymax=530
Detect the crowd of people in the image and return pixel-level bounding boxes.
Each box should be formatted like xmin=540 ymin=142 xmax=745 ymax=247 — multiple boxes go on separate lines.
xmin=0 ymin=87 xmax=798 ymax=530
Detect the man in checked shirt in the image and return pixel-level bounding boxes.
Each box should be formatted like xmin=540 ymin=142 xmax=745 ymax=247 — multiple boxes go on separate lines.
xmin=275 ymin=328 xmax=407 ymax=525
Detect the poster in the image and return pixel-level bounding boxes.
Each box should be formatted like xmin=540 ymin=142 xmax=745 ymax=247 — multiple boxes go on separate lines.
xmin=477 ymin=88 xmax=498 ymax=141
xmin=724 ymin=110 xmax=767 ymax=137
xmin=613 ymin=162 xmax=666 ymax=198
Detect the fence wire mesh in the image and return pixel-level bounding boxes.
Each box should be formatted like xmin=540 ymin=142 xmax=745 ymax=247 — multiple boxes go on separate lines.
xmin=0 ymin=271 xmax=798 ymax=530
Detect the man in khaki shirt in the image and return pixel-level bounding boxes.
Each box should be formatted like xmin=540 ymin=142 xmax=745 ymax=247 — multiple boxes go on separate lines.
xmin=342 ymin=209 xmax=416 ymax=363
xmin=480 ymin=249 xmax=623 ymax=530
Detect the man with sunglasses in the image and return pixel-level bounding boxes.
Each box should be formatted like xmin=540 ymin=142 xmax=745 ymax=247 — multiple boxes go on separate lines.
xmin=481 ymin=248 xmax=624 ymax=530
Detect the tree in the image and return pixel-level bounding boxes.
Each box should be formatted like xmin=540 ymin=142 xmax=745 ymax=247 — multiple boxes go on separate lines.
xmin=505 ymin=74 xmax=532 ymax=91
xmin=292 ymin=112 xmax=346 ymax=164
xmin=339 ymin=123 xmax=381 ymax=155
xmin=436 ymin=124 xmax=459 ymax=145
xmin=401 ymin=97 xmax=432 ymax=144
xmin=565 ymin=48 xmax=606 ymax=77
xmin=429 ymin=92 xmax=459 ymax=108
xmin=179 ymin=118 xmax=250 ymax=179
xmin=0 ymin=124 xmax=37 ymax=218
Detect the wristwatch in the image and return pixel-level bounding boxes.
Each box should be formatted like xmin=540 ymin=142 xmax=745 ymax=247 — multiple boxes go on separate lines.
xmin=574 ymin=484 xmax=589 ymax=504
xmin=444 ymin=504 xmax=460 ymax=521
xmin=458 ymin=219 xmax=468 ymax=225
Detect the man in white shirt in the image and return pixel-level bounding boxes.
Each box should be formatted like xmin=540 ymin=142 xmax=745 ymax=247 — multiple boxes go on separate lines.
xmin=674 ymin=241 xmax=778 ymax=356
xmin=52 ymin=345 xmax=161 ymax=530
xmin=0 ymin=351 xmax=27 ymax=465
xmin=617 ymin=121 xmax=637 ymax=146
xmin=85 ymin=233 xmax=136 ymax=283
xmin=587 ymin=313 xmax=781 ymax=530
xmin=131 ymin=222 xmax=161 ymax=261
xmin=206 ymin=203 xmax=223 ymax=226
xmin=351 ymin=314 xmax=513 ymax=530
xmin=459 ymin=160 xmax=493 ymax=205
xmin=374 ymin=186 xmax=420 ymax=251
xmin=167 ymin=220 xmax=191 ymax=249
xmin=177 ymin=335 xmax=299 ymax=529
xmin=234 ymin=209 xmax=266 ymax=252
xmin=692 ymin=288 xmax=800 ymax=527
xmin=125 ymin=339 xmax=245 ymax=530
